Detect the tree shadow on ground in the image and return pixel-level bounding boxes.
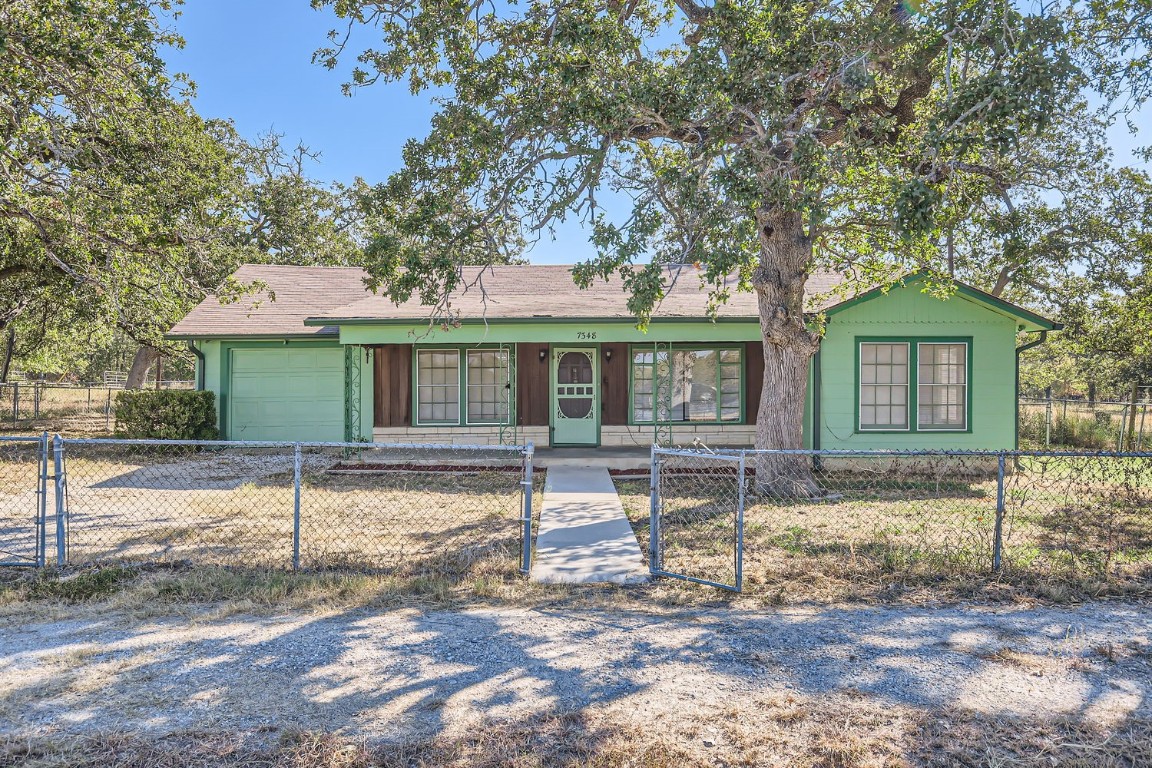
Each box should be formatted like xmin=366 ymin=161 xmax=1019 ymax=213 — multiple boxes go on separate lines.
xmin=0 ymin=596 xmax=1149 ymax=765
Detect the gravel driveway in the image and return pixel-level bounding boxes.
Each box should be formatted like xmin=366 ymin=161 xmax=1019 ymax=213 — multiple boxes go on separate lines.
xmin=1 ymin=600 xmax=1149 ymax=751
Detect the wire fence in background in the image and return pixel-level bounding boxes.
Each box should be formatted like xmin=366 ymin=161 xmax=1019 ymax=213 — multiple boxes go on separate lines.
xmin=2 ymin=437 xmax=535 ymax=577
xmin=646 ymin=448 xmax=1152 ymax=592
xmin=1020 ymin=395 xmax=1151 ymax=451
xmin=0 ymin=381 xmax=194 ymax=434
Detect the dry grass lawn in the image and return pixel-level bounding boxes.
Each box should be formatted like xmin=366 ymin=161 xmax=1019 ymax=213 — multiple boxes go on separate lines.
xmin=617 ymin=455 xmax=1152 ymax=603
xmin=51 ymin=448 xmax=537 ymax=578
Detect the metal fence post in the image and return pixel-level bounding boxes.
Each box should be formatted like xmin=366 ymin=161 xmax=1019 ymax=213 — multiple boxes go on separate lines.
xmin=12 ymin=382 xmax=18 ymax=428
xmin=292 ymin=443 xmax=302 ymax=570
xmin=649 ymin=444 xmax=661 ymax=572
xmin=1044 ymin=387 xmax=1052 ymax=447
xmin=37 ymin=431 xmax=49 ymax=567
xmin=52 ymin=434 xmax=66 ymax=566
xmin=735 ymin=449 xmax=746 ymax=592
xmin=519 ymin=442 xmax=535 ymax=574
xmin=992 ymin=452 xmax=1006 ymax=573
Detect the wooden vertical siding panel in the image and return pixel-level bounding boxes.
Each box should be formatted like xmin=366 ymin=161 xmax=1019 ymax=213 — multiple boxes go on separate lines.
xmin=373 ymin=347 xmax=386 ymax=428
xmin=745 ymin=340 xmax=764 ymax=425
xmin=516 ymin=343 xmax=549 ymax=426
xmin=392 ymin=345 xmax=411 ymax=427
xmin=373 ymin=344 xmax=412 ymax=427
xmin=601 ymin=343 xmax=629 ymax=425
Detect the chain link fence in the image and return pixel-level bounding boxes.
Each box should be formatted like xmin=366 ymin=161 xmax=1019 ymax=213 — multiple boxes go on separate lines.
xmin=0 ymin=437 xmax=535 ymax=577
xmin=0 ymin=435 xmax=48 ymax=567
xmin=645 ymin=448 xmax=1152 ymax=592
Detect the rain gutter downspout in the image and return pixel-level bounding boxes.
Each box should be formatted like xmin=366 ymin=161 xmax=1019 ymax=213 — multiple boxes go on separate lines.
xmin=1015 ymin=330 xmax=1049 ymax=450
xmin=188 ymin=341 xmax=206 ymax=391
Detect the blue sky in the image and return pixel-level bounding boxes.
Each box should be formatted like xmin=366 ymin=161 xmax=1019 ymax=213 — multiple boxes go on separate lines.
xmin=164 ymin=1 xmax=1147 ymax=266
xmin=163 ymin=0 xmax=592 ymax=264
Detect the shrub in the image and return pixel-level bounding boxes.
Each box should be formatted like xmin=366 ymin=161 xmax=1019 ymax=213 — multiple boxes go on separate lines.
xmin=114 ymin=389 xmax=219 ymax=440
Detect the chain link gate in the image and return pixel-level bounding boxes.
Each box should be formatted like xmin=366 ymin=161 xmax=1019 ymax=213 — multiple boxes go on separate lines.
xmin=0 ymin=434 xmax=50 ymax=567
xmin=649 ymin=446 xmax=744 ymax=591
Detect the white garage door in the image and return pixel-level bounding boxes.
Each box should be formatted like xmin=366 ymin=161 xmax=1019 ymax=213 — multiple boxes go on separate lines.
xmin=229 ymin=347 xmax=345 ymax=441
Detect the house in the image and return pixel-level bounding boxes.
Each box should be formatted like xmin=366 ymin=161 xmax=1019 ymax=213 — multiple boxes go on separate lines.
xmin=166 ymin=264 xmax=1060 ymax=449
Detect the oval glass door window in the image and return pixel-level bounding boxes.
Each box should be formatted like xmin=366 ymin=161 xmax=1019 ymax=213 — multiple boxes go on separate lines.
xmin=557 ymin=351 xmax=593 ymax=419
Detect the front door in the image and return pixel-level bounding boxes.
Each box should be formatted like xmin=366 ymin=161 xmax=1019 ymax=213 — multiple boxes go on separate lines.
xmin=552 ymin=348 xmax=598 ymax=445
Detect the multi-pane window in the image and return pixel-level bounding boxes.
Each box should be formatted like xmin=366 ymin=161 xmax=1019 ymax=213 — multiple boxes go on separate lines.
xmin=466 ymin=349 xmax=511 ymax=424
xmin=918 ymin=343 xmax=967 ymax=430
xmin=858 ymin=340 xmax=968 ymax=432
xmin=416 ymin=350 xmax=460 ymax=424
xmin=416 ymin=348 xmax=512 ymax=426
xmin=632 ymin=347 xmax=741 ymax=423
xmin=859 ymin=343 xmax=910 ymax=430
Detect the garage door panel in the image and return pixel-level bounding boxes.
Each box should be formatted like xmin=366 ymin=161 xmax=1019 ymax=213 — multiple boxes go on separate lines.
xmin=229 ymin=348 xmax=345 ymax=441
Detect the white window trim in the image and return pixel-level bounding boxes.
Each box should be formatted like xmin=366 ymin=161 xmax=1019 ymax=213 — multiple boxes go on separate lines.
xmin=916 ymin=341 xmax=969 ymax=432
xmin=414 ymin=349 xmax=461 ymax=427
xmin=857 ymin=342 xmax=911 ymax=432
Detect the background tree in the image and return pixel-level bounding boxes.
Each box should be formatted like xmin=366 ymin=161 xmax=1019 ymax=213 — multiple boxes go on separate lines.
xmin=1 ymin=0 xmax=371 ymax=386
xmin=315 ymin=0 xmax=1107 ymax=492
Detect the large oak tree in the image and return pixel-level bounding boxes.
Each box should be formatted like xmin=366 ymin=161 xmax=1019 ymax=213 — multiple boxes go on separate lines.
xmin=313 ymin=0 xmax=1137 ymax=491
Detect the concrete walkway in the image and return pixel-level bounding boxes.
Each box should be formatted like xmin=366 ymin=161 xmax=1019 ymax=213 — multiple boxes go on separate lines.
xmin=529 ymin=466 xmax=648 ymax=584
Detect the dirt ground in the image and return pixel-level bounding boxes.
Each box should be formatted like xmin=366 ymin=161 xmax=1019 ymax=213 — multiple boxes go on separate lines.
xmin=2 ymin=599 xmax=1150 ymax=766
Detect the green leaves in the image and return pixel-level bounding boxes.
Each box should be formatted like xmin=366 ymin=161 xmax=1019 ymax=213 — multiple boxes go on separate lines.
xmin=0 ymin=1 xmax=366 ymax=375
xmin=316 ymin=0 xmax=1119 ymax=319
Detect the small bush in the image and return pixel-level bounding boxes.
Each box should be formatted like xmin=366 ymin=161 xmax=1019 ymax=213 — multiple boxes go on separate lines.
xmin=114 ymin=389 xmax=219 ymax=440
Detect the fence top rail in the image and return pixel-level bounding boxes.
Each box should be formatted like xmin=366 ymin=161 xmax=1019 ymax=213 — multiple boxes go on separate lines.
xmin=652 ymin=448 xmax=745 ymax=462
xmin=52 ymin=436 xmax=531 ymax=452
xmin=0 ymin=435 xmax=48 ymax=444
xmin=654 ymin=446 xmax=1152 ymax=459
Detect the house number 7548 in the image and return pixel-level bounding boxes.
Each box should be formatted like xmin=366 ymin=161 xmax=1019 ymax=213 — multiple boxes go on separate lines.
xmin=576 ymin=331 xmax=598 ymax=340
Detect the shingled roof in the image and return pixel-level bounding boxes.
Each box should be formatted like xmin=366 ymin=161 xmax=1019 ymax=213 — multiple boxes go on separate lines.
xmin=166 ymin=263 xmax=855 ymax=339
xmin=167 ymin=265 xmax=371 ymax=339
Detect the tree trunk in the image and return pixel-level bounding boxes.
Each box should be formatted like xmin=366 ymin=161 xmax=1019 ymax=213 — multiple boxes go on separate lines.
xmin=125 ymin=346 xmax=161 ymax=389
xmin=752 ymin=209 xmax=822 ymax=497
xmin=0 ymin=327 xmax=14 ymax=384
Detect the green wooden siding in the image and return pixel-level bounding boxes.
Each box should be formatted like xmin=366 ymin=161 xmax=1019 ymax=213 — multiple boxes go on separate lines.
xmin=338 ymin=319 xmax=762 ymax=346
xmin=818 ymin=284 xmax=1018 ymax=450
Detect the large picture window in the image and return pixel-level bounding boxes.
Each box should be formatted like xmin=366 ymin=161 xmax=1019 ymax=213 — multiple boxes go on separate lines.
xmin=415 ymin=347 xmax=512 ymax=426
xmin=632 ymin=347 xmax=741 ymax=423
xmin=857 ymin=339 xmax=969 ymax=432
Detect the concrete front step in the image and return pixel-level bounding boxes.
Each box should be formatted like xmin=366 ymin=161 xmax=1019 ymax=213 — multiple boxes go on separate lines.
xmin=529 ymin=466 xmax=649 ymax=584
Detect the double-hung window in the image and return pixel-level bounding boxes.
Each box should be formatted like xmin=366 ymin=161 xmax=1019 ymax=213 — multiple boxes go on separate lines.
xmin=917 ymin=342 xmax=967 ymax=430
xmin=858 ymin=340 xmax=968 ymax=432
xmin=859 ymin=342 xmax=910 ymax=430
xmin=415 ymin=348 xmax=511 ymax=426
xmin=632 ymin=347 xmax=742 ymax=423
